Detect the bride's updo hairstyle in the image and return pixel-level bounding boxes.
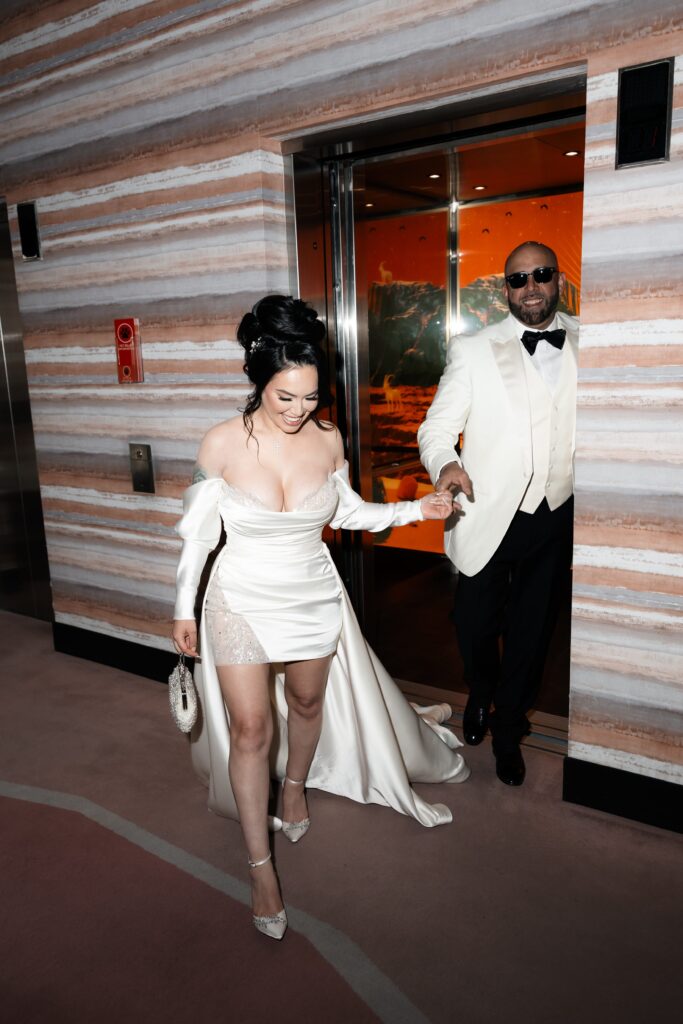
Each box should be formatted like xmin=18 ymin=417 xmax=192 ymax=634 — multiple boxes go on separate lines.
xmin=237 ymin=294 xmax=333 ymax=438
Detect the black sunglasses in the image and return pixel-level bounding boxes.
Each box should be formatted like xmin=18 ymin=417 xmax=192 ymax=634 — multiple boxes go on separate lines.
xmin=505 ymin=266 xmax=557 ymax=289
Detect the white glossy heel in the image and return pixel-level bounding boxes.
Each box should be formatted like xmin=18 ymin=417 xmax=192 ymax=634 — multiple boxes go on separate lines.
xmin=281 ymin=776 xmax=311 ymax=844
xmin=248 ymin=852 xmax=287 ymax=940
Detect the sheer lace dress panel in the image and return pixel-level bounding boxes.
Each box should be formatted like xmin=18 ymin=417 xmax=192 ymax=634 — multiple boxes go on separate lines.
xmin=294 ymin=478 xmax=337 ymax=512
xmin=223 ymin=477 xmax=337 ymax=514
xmin=204 ymin=575 xmax=269 ymax=666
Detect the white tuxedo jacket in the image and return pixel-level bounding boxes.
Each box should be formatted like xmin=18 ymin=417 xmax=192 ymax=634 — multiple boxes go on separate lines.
xmin=418 ymin=311 xmax=579 ymax=577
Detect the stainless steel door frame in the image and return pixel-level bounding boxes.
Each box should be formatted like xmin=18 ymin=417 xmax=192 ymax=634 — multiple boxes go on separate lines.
xmin=328 ymin=160 xmax=376 ymax=627
xmin=0 ymin=199 xmax=51 ymax=619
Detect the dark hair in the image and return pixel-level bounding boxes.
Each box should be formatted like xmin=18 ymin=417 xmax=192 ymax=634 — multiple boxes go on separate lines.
xmin=237 ymin=295 xmax=333 ymax=439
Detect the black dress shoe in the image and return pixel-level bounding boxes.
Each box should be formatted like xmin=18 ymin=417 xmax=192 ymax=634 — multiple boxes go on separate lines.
xmin=462 ymin=699 xmax=489 ymax=746
xmin=495 ymin=748 xmax=526 ymax=786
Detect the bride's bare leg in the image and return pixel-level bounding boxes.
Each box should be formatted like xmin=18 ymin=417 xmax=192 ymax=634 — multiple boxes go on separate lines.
xmin=216 ymin=663 xmax=282 ymax=917
xmin=282 ymin=655 xmax=332 ymax=823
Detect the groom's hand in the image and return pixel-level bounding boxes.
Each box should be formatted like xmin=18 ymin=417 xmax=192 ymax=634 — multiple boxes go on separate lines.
xmin=436 ymin=461 xmax=473 ymax=500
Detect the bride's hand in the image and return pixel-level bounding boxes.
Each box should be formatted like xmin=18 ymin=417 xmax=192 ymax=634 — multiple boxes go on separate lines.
xmin=419 ymin=490 xmax=460 ymax=520
xmin=172 ymin=619 xmax=198 ymax=657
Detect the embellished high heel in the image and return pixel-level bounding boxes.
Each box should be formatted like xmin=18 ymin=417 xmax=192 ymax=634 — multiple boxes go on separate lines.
xmin=248 ymin=851 xmax=287 ymax=940
xmin=281 ymin=776 xmax=311 ymax=844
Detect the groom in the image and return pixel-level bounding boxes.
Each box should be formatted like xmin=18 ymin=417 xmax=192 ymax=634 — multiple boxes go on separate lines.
xmin=418 ymin=241 xmax=578 ymax=786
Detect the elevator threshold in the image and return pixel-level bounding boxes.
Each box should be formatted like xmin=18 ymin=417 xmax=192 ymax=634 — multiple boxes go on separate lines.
xmin=399 ymin=678 xmax=568 ymax=755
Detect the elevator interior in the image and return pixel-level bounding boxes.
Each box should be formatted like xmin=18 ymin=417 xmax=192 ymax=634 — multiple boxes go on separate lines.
xmin=293 ymin=79 xmax=586 ymax=716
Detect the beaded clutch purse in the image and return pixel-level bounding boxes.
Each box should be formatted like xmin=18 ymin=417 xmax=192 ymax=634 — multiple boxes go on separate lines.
xmin=168 ymin=654 xmax=198 ymax=733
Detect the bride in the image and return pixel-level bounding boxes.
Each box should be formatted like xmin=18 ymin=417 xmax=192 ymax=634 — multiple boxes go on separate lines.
xmin=172 ymin=295 xmax=469 ymax=940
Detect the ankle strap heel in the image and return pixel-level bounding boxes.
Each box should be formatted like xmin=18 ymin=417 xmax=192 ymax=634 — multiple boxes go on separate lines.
xmin=248 ymin=851 xmax=272 ymax=869
xmin=248 ymin=850 xmax=287 ymax=940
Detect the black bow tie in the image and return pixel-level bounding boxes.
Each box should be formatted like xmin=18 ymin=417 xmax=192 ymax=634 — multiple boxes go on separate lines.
xmin=521 ymin=328 xmax=566 ymax=356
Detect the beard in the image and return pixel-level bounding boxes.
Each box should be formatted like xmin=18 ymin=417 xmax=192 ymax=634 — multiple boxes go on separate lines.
xmin=508 ymin=286 xmax=559 ymax=327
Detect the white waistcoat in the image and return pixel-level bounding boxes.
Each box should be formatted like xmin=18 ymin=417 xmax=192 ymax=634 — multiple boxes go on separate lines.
xmin=519 ymin=348 xmax=575 ymax=514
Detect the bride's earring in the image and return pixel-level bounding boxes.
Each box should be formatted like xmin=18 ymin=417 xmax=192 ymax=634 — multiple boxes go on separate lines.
xmin=281 ymin=777 xmax=311 ymax=843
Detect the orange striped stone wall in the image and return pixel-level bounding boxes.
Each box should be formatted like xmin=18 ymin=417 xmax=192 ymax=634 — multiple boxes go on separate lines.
xmin=0 ymin=1 xmax=681 ymax=785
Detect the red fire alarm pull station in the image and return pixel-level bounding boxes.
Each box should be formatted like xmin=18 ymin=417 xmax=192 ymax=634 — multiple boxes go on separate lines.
xmin=114 ymin=318 xmax=144 ymax=383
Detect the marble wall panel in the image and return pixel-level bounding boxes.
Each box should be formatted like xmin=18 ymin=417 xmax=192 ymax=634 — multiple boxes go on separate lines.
xmin=570 ymin=47 xmax=683 ymax=784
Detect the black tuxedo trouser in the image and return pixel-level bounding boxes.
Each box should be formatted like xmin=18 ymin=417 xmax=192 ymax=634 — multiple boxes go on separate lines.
xmin=453 ymin=495 xmax=574 ymax=753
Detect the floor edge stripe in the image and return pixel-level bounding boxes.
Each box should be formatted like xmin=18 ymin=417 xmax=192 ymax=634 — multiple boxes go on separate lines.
xmin=1 ymin=779 xmax=430 ymax=1024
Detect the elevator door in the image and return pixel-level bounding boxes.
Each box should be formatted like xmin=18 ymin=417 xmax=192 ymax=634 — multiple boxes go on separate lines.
xmin=295 ymin=115 xmax=584 ymax=716
xmin=0 ymin=200 xmax=51 ymax=619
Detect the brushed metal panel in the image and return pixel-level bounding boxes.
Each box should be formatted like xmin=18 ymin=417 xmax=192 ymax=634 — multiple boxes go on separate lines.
xmin=0 ymin=199 xmax=52 ymax=619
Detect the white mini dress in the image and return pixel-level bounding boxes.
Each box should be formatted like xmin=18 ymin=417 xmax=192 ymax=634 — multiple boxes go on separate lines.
xmin=174 ymin=463 xmax=469 ymax=828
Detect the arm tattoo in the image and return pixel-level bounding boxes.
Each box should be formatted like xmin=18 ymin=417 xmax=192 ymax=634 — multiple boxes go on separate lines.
xmin=191 ymin=463 xmax=210 ymax=484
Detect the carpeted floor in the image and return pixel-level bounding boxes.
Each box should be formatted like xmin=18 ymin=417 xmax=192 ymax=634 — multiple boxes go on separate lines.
xmin=1 ymin=610 xmax=681 ymax=1024
xmin=3 ymin=795 xmax=380 ymax=1024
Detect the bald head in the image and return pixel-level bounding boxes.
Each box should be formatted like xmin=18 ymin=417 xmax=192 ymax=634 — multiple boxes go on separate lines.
xmin=504 ymin=241 xmax=559 ymax=276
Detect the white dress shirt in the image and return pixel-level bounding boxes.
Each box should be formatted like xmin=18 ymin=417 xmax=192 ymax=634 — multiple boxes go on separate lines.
xmin=513 ymin=313 xmax=564 ymax=394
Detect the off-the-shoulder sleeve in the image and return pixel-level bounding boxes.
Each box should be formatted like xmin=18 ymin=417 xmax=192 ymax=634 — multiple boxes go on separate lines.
xmin=174 ymin=477 xmax=224 ymax=620
xmin=329 ymin=462 xmax=424 ymax=532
